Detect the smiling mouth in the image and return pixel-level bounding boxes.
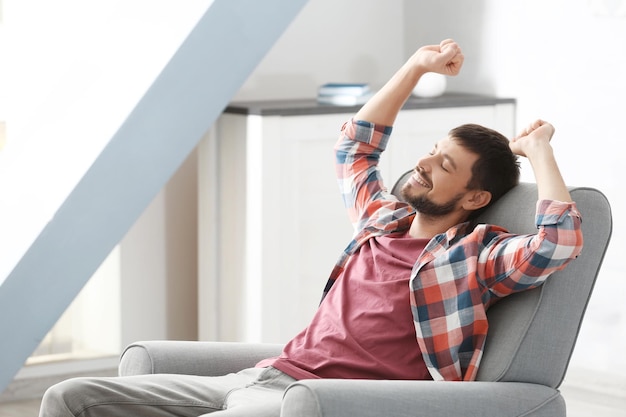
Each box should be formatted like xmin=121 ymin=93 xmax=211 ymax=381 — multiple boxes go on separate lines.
xmin=408 ymin=171 xmax=431 ymax=189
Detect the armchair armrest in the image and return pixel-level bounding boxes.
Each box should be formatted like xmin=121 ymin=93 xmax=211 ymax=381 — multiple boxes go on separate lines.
xmin=119 ymin=341 xmax=283 ymax=377
xmin=282 ymin=380 xmax=565 ymax=417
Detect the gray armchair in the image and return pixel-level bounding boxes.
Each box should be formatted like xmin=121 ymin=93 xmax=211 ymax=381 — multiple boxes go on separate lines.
xmin=119 ymin=179 xmax=612 ymax=417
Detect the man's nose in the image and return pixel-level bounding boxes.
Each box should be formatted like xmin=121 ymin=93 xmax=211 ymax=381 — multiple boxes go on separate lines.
xmin=416 ymin=156 xmax=433 ymax=173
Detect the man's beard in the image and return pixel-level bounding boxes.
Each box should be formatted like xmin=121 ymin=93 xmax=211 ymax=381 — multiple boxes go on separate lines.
xmin=401 ymin=187 xmax=464 ymax=217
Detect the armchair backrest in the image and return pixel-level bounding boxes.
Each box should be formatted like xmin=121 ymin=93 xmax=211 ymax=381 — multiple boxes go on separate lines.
xmin=391 ymin=172 xmax=612 ymax=388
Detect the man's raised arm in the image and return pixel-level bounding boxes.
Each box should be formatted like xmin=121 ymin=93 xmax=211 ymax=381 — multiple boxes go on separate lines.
xmin=509 ymin=120 xmax=573 ymax=202
xmin=354 ymin=39 xmax=464 ymax=126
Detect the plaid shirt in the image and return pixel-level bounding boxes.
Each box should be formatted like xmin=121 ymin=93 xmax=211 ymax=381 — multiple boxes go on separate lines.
xmin=324 ymin=119 xmax=584 ymax=382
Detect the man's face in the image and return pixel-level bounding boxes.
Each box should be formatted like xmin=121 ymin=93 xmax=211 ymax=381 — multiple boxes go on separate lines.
xmin=400 ymin=136 xmax=479 ymax=217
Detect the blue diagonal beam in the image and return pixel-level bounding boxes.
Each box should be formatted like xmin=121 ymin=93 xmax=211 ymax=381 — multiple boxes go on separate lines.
xmin=0 ymin=0 xmax=308 ymax=392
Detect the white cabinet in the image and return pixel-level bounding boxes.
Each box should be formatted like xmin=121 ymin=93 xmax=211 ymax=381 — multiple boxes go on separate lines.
xmin=198 ymin=95 xmax=516 ymax=344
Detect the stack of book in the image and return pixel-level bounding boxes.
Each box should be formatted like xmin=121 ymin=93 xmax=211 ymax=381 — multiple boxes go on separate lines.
xmin=317 ymin=83 xmax=373 ymax=106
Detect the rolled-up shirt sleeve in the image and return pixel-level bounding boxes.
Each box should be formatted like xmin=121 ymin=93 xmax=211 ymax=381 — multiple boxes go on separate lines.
xmin=334 ymin=119 xmax=393 ymax=229
xmin=481 ymin=200 xmax=583 ymax=297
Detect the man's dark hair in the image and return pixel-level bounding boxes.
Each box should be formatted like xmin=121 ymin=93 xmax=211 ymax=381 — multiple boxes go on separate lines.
xmin=449 ymin=124 xmax=520 ymax=219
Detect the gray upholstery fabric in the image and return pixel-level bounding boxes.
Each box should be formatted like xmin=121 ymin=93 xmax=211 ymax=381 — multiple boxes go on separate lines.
xmin=473 ymin=185 xmax=611 ymax=386
xmin=119 ymin=178 xmax=611 ymax=417
xmin=119 ymin=341 xmax=283 ymax=377
xmin=490 ymin=186 xmax=610 ymax=387
xmin=282 ymin=380 xmax=565 ymax=417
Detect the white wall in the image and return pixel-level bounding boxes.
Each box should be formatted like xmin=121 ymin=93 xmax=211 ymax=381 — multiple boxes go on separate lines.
xmin=0 ymin=0 xmax=207 ymax=362
xmin=404 ymin=0 xmax=626 ymax=379
xmin=120 ymin=149 xmax=199 ymax=347
xmin=233 ymin=0 xmax=406 ymax=101
xmin=0 ymin=0 xmax=211 ymax=283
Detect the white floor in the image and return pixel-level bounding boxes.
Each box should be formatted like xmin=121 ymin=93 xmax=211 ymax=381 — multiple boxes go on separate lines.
xmin=561 ymin=388 xmax=625 ymax=417
xmin=560 ymin=368 xmax=626 ymax=417
xmin=0 ymin=398 xmax=41 ymax=417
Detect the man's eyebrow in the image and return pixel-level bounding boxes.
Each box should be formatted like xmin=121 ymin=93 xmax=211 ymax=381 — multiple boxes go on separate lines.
xmin=434 ymin=142 xmax=458 ymax=171
xmin=443 ymin=153 xmax=457 ymax=170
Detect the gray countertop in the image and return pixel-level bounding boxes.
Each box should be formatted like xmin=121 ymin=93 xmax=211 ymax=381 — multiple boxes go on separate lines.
xmin=223 ymin=93 xmax=515 ymax=116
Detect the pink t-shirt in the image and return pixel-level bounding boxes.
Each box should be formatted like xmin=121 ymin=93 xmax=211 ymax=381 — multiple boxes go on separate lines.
xmin=258 ymin=231 xmax=431 ymax=380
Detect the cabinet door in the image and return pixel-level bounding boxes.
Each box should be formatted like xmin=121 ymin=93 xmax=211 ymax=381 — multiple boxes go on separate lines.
xmin=201 ymin=112 xmax=358 ymax=343
xmin=269 ymin=113 xmax=356 ymax=341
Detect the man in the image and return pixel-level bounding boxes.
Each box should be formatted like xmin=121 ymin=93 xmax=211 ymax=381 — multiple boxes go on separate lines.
xmin=39 ymin=39 xmax=583 ymax=417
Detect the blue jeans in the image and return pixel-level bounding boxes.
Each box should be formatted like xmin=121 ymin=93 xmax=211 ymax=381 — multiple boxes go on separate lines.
xmin=39 ymin=367 xmax=296 ymax=417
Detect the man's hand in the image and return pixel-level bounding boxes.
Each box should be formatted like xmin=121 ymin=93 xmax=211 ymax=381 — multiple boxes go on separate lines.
xmin=409 ymin=39 xmax=464 ymax=76
xmin=510 ymin=120 xmax=572 ymax=202
xmin=509 ymin=119 xmax=555 ymax=158
xmin=354 ymin=39 xmax=463 ymax=125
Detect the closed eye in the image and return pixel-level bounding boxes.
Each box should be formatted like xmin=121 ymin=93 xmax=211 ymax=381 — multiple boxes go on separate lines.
xmin=430 ymin=145 xmax=451 ymax=172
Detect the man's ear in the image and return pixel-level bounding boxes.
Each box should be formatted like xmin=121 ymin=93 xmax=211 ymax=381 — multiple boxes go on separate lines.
xmin=462 ymin=190 xmax=492 ymax=211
